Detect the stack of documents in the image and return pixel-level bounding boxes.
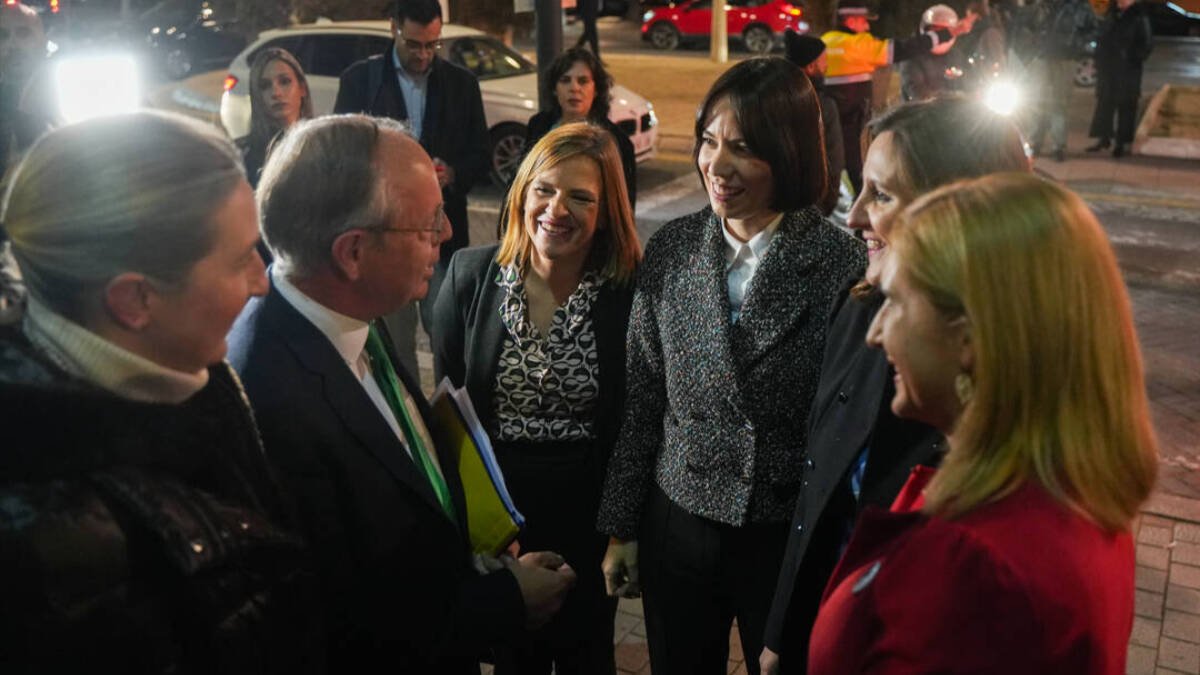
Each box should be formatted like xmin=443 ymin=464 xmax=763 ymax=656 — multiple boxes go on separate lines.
xmin=429 ymin=378 xmax=524 ymax=555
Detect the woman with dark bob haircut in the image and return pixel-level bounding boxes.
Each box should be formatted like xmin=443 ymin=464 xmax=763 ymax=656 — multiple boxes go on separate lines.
xmin=524 ymin=47 xmax=636 ymax=208
xmin=0 ymin=111 xmax=320 ymax=672
xmin=434 ymin=122 xmax=640 ymax=675
xmin=595 ymin=57 xmax=864 ymax=675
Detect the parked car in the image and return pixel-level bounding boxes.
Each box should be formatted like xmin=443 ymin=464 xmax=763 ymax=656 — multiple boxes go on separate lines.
xmin=641 ymin=0 xmax=809 ymax=54
xmin=220 ymin=20 xmax=658 ymax=187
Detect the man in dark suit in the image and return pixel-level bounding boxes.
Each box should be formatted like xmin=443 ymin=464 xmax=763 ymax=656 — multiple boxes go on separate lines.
xmin=227 ymin=114 xmax=574 ymax=673
xmin=333 ymin=0 xmax=488 ymax=376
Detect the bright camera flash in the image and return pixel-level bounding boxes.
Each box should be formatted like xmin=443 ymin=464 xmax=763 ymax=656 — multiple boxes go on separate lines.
xmin=55 ymin=54 xmax=141 ymax=124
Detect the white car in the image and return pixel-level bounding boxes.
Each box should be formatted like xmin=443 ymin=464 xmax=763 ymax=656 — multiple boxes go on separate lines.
xmin=220 ymin=20 xmax=658 ymax=186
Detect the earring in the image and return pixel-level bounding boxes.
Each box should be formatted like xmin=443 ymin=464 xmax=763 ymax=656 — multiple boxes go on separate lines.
xmin=955 ymin=372 xmax=974 ymax=406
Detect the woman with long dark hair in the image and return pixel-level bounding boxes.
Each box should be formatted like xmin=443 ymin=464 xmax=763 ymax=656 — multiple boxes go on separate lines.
xmin=238 ymin=47 xmax=313 ymax=187
xmin=525 ymin=48 xmax=636 ymax=209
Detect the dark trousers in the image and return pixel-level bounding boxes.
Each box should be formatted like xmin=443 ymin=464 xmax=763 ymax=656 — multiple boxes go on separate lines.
xmin=575 ymin=0 xmax=600 ymax=55
xmin=1089 ymin=71 xmax=1143 ymax=145
xmin=639 ymin=487 xmax=790 ymax=675
xmin=824 ymin=80 xmax=873 ymax=195
xmin=493 ymin=439 xmax=617 ymax=675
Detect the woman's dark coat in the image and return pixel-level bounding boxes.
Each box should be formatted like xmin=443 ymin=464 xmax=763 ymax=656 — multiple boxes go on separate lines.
xmin=430 ymin=243 xmax=633 ymax=463
xmin=0 ymin=322 xmax=321 ymax=674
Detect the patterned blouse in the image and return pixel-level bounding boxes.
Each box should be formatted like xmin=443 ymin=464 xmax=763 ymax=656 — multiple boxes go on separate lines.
xmin=492 ymin=264 xmax=602 ymax=443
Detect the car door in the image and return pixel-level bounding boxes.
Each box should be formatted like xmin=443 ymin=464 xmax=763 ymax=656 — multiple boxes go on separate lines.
xmin=676 ymin=0 xmax=712 ymax=35
xmin=727 ymin=0 xmax=762 ymax=35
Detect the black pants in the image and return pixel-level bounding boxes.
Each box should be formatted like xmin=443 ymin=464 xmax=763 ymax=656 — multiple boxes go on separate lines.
xmin=493 ymin=439 xmax=616 ymax=675
xmin=1088 ymin=70 xmax=1143 ymax=145
xmin=575 ymin=0 xmax=600 ymax=55
xmin=824 ymin=80 xmax=873 ymax=195
xmin=639 ymin=487 xmax=790 ymax=675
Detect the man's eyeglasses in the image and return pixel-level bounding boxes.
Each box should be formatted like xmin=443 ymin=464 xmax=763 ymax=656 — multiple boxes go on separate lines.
xmin=370 ymin=204 xmax=448 ymax=242
xmin=401 ymin=37 xmax=443 ymax=53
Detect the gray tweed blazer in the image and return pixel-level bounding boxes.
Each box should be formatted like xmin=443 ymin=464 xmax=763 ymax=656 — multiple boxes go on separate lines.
xmin=596 ymin=206 xmax=866 ymax=539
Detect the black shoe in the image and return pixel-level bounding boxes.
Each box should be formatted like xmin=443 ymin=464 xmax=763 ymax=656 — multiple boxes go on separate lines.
xmin=1053 ymin=148 xmax=1066 ymax=162
xmin=1112 ymin=144 xmax=1127 ymax=158
xmin=1086 ymin=140 xmax=1111 ymax=152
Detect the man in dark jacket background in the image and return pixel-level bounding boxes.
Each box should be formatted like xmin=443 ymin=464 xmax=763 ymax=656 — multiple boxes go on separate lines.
xmin=1087 ymin=0 xmax=1153 ymax=157
xmin=333 ymin=0 xmax=488 ymax=376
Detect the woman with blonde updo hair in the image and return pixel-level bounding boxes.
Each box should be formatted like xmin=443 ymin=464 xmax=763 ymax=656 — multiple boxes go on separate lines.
xmin=0 ymin=110 xmax=321 ymax=672
xmin=808 ymin=172 xmax=1157 ymax=674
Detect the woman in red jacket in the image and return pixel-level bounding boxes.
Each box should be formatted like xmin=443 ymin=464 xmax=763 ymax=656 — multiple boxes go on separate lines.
xmin=808 ymin=172 xmax=1158 ymax=674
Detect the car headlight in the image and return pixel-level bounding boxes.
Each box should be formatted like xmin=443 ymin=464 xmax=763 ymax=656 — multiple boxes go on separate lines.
xmin=643 ymin=10 xmax=655 ymax=21
xmin=983 ymin=81 xmax=1020 ymax=116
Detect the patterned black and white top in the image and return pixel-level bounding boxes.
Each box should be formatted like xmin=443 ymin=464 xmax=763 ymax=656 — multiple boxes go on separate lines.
xmin=491 ymin=264 xmax=602 ymax=442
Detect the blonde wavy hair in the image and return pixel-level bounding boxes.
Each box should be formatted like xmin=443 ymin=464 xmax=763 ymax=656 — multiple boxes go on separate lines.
xmin=892 ymin=172 xmax=1157 ymax=531
xmin=497 ymin=123 xmax=641 ymax=285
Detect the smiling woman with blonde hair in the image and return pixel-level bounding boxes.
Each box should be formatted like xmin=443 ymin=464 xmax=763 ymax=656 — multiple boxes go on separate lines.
xmin=807 ymin=172 xmax=1157 ymax=674
xmin=432 ymin=122 xmax=640 ymax=675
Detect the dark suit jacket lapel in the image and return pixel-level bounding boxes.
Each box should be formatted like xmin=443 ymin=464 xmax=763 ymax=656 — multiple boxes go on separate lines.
xmin=261 ymin=288 xmax=447 ymax=520
xmin=378 ymin=48 xmax=410 ymax=121
xmin=462 ymin=263 xmax=506 ymax=432
xmin=735 ymin=208 xmax=821 ymax=366
xmin=421 ymin=58 xmax=446 ymax=146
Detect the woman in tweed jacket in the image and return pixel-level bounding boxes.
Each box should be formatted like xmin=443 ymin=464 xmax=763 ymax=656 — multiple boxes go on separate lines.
xmin=595 ymin=58 xmax=865 ymax=675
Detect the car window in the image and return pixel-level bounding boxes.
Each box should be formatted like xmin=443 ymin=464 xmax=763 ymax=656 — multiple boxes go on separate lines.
xmin=445 ymin=36 xmax=536 ymax=80
xmin=306 ymin=35 xmax=372 ymax=77
xmin=250 ymin=36 xmax=307 ymax=69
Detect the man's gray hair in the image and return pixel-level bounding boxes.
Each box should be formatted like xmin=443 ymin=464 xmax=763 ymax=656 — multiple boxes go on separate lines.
xmin=257 ymin=114 xmax=411 ymax=279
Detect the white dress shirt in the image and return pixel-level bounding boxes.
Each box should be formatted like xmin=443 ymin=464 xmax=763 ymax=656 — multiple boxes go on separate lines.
xmin=722 ymin=214 xmax=783 ymax=323
xmin=273 ymin=269 xmax=443 ymax=477
xmin=392 ymin=48 xmax=429 ymax=141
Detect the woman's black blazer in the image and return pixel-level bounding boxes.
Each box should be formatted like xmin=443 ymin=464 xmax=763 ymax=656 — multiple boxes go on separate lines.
xmin=430 ymin=244 xmax=635 ymax=463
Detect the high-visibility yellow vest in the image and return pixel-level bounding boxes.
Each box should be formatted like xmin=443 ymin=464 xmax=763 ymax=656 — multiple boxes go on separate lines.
xmin=821 ymin=30 xmax=892 ymax=84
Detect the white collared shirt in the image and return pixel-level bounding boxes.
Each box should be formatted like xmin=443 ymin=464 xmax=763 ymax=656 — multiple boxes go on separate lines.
xmin=722 ymin=214 xmax=783 ymax=323
xmin=392 ymin=47 xmax=429 ymax=140
xmin=272 ymin=268 xmax=442 ymax=477
xmin=23 ymin=296 xmax=208 ymax=404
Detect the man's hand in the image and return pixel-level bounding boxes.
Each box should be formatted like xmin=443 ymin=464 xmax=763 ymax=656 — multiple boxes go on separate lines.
xmin=760 ymin=646 xmax=781 ymax=675
xmin=506 ymin=551 xmax=576 ymax=629
xmin=601 ymin=538 xmax=640 ymax=598
xmin=433 ymin=157 xmax=455 ymax=188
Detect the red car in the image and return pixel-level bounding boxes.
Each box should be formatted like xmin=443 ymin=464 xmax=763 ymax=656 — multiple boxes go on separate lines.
xmin=642 ymin=0 xmax=809 ymax=54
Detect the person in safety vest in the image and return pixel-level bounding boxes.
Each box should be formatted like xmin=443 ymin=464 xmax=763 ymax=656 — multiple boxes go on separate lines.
xmin=822 ymin=0 xmax=972 ymax=192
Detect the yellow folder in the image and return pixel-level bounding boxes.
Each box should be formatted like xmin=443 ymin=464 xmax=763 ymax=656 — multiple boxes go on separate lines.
xmin=429 ymin=378 xmax=524 ymax=556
